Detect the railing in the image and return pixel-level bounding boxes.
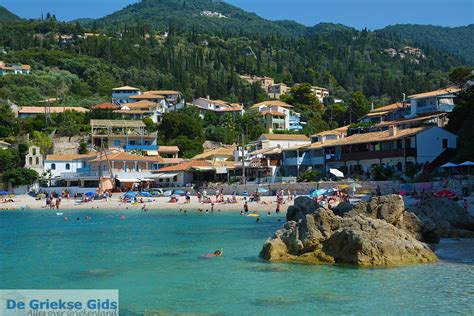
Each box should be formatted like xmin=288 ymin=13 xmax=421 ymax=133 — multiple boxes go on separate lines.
xmin=327 ymin=148 xmax=417 ymax=162
xmin=124 ymin=145 xmax=159 ymax=151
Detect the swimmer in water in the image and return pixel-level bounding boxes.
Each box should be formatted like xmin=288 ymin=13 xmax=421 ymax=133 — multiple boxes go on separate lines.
xmin=256 ymin=217 xmax=260 ymax=223
xmin=120 ymin=215 xmax=126 ymax=220
xmin=267 ymin=211 xmax=271 ymax=216
xmin=205 ymin=209 xmax=209 ymax=213
xmin=64 ymin=216 xmax=68 ymax=221
xmin=76 ymin=217 xmax=80 ymax=221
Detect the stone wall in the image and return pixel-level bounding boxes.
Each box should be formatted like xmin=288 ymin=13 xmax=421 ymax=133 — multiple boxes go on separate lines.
xmin=206 ymin=179 xmax=474 ymax=196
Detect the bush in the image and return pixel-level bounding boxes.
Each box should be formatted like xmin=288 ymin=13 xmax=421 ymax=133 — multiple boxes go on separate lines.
xmin=297 ymin=169 xmax=321 ymax=182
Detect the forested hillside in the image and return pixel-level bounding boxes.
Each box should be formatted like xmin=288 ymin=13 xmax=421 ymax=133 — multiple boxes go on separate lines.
xmin=0 ymin=15 xmax=462 ymax=108
xmin=0 ymin=6 xmax=20 ymax=23
xmin=84 ymin=0 xmax=306 ymax=37
xmin=381 ymin=24 xmax=474 ymax=65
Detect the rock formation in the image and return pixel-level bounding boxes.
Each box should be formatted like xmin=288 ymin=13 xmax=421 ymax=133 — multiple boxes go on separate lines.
xmin=260 ymin=195 xmax=438 ymax=266
xmin=408 ymin=198 xmax=474 ymax=238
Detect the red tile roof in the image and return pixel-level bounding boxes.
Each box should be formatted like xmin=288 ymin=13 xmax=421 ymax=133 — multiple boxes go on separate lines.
xmin=156 ymin=160 xmax=211 ymax=172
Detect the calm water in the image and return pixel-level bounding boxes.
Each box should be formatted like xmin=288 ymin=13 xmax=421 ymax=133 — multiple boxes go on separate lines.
xmin=1 ymin=210 xmax=473 ymax=315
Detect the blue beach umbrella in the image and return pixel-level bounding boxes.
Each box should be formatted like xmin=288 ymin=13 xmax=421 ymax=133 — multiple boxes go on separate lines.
xmin=124 ymin=192 xmax=137 ymax=199
xmin=173 ymin=189 xmax=186 ymax=195
xmin=139 ymin=192 xmax=151 ymax=197
xmin=84 ymin=192 xmax=96 ymax=198
xmin=257 ymin=187 xmax=268 ymax=193
xmin=309 ymin=189 xmax=327 ymax=198
xmin=0 ymin=190 xmax=8 ymax=196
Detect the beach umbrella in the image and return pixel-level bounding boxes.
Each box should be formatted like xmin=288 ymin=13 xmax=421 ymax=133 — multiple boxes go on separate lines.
xmin=163 ymin=190 xmax=173 ymax=197
xmin=309 ymin=189 xmax=327 ymax=198
xmin=329 ymin=168 xmax=344 ymax=178
xmin=338 ymin=184 xmax=349 ymax=189
xmin=351 ymin=183 xmax=362 ymax=189
xmin=0 ymin=190 xmax=8 ymax=196
xmin=151 ymin=189 xmax=163 ymax=196
xmin=257 ymin=187 xmax=268 ymax=193
xmin=84 ymin=192 xmax=96 ymax=197
xmin=440 ymin=162 xmax=458 ymax=168
xmin=173 ymin=189 xmax=186 ymax=196
xmin=139 ymin=192 xmax=151 ymax=197
xmin=459 ymin=161 xmax=474 ymax=175
xmin=325 ymin=187 xmax=338 ymax=194
xmin=124 ymin=192 xmax=137 ymax=199
xmin=440 ymin=162 xmax=458 ymax=177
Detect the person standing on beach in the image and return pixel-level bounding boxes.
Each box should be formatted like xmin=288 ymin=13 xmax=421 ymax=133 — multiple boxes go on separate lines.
xmin=244 ymin=201 xmax=249 ymax=213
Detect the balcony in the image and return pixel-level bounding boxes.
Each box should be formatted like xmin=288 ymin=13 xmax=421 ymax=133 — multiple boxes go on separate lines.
xmin=124 ymin=145 xmax=159 ymax=151
xmin=250 ymin=158 xmax=280 ymax=168
xmin=327 ymin=148 xmax=417 ymax=162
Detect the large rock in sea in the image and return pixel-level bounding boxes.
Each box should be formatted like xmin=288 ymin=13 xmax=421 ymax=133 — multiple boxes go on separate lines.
xmin=260 ymin=196 xmax=438 ymax=266
xmin=409 ymin=198 xmax=474 ymax=238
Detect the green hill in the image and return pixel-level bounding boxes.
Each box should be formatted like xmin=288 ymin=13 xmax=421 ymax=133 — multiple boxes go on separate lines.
xmin=85 ymin=0 xmax=306 ymax=37
xmin=381 ymin=24 xmax=474 ymax=65
xmin=0 ymin=6 xmax=21 ymax=23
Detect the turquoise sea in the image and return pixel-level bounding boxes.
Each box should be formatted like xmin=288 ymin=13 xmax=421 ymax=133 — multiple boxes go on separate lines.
xmin=1 ymin=210 xmax=473 ymax=315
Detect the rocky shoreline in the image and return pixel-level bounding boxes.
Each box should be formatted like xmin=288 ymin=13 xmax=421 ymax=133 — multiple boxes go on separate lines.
xmin=260 ymin=195 xmax=474 ymax=267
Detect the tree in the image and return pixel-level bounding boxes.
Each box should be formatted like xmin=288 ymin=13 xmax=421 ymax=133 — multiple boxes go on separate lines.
xmin=3 ymin=168 xmax=39 ymax=187
xmin=449 ymin=67 xmax=474 ymax=85
xmin=347 ymin=91 xmax=370 ymax=123
xmin=159 ymin=109 xmax=204 ymax=157
xmin=31 ymin=131 xmax=52 ymax=155
xmin=143 ymin=117 xmax=157 ymax=133
xmin=446 ymin=86 xmax=474 ymax=161
xmin=281 ymin=83 xmax=322 ymax=121
xmin=0 ymin=148 xmax=20 ymax=173
xmin=0 ymin=103 xmax=18 ymax=138
xmin=78 ymin=141 xmax=88 ymax=154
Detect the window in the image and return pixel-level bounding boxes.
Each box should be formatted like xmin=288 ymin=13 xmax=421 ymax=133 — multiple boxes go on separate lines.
xmin=35 ymin=157 xmax=39 ymax=165
xmin=32 ymin=148 xmax=36 ymax=155
xmin=114 ymin=140 xmax=121 ymax=147
xmin=29 ymin=157 xmax=33 ymax=165
xmin=66 ymin=163 xmax=70 ymax=170
xmin=51 ymin=163 xmax=56 ymax=170
xmin=442 ymin=139 xmax=448 ymax=149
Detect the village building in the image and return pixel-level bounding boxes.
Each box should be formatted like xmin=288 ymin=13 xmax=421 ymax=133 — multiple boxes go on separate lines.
xmin=17 ymin=106 xmax=89 ymax=118
xmin=250 ymin=100 xmax=303 ymax=132
xmin=0 ymin=61 xmax=31 ymax=75
xmin=90 ymin=119 xmax=157 ymax=151
xmin=111 ymin=86 xmax=141 ymax=105
xmin=408 ymin=86 xmax=461 ymax=116
xmin=190 ymin=98 xmax=244 ymax=118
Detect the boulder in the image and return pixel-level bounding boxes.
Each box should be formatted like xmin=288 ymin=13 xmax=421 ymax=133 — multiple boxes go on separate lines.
xmin=286 ymin=196 xmax=320 ymax=222
xmin=409 ymin=199 xmax=474 ymax=238
xmin=332 ymin=202 xmax=353 ymax=217
xmin=260 ymin=196 xmax=438 ymax=266
xmin=347 ymin=195 xmax=405 ymax=224
xmin=323 ymin=216 xmax=437 ymax=266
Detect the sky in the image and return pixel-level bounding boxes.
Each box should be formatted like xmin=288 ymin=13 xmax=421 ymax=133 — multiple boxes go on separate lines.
xmin=2 ymin=0 xmax=473 ymax=29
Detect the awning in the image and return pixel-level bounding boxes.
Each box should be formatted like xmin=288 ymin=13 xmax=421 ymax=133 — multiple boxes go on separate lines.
xmin=192 ymin=166 xmax=214 ymax=171
xmin=116 ymin=177 xmax=140 ymax=183
xmin=159 ymin=173 xmax=178 ymax=179
xmin=146 ymin=150 xmax=159 ymax=156
xmin=148 ymin=173 xmax=178 ymax=179
xmin=215 ymin=167 xmax=227 ymax=174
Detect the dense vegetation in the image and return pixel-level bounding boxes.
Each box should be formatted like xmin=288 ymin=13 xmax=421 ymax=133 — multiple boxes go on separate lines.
xmin=0 ymin=6 xmax=20 ymax=23
xmin=0 ymin=2 xmax=471 ymax=155
xmin=381 ymin=24 xmax=474 ymax=65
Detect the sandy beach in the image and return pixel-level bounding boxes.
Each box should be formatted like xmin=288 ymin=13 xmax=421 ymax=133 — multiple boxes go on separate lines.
xmin=0 ymin=194 xmax=294 ymax=213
